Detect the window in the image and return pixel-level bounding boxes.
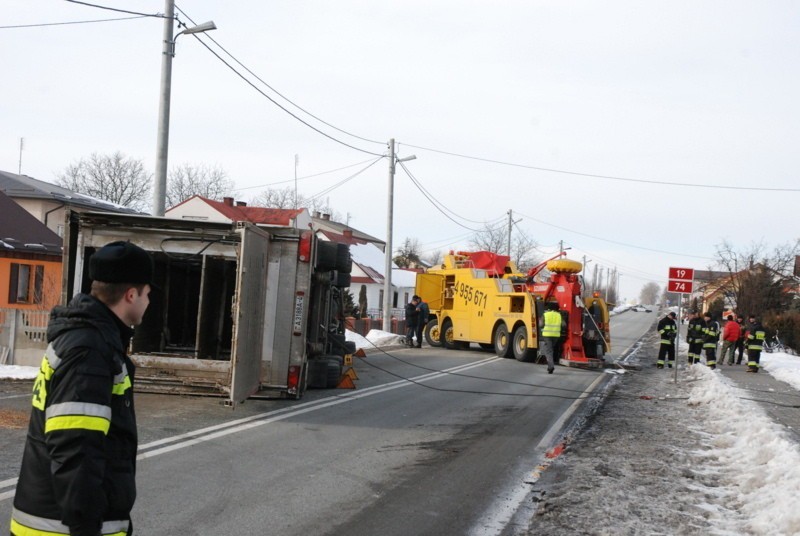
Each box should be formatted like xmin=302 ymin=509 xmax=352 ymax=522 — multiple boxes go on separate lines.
xmin=9 ymin=263 xmax=44 ymax=304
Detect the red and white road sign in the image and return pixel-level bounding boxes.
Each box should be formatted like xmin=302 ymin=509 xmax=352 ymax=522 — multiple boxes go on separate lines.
xmin=667 ymin=279 xmax=694 ymax=293
xmin=668 ymin=267 xmax=694 ymax=281
xmin=667 ymin=266 xmax=694 ymax=294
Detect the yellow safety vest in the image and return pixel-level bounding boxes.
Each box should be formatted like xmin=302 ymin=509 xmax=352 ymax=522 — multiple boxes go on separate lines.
xmin=543 ymin=310 xmax=561 ymax=338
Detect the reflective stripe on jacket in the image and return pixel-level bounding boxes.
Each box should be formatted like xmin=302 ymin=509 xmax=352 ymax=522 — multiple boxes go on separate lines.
xmin=747 ymin=322 xmax=766 ymax=351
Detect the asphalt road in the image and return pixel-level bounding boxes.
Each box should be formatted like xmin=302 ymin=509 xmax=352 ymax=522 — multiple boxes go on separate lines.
xmin=0 ymin=310 xmax=656 ymax=535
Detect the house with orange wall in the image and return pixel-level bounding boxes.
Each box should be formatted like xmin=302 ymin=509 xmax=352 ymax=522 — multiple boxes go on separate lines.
xmin=0 ymin=191 xmax=62 ymax=310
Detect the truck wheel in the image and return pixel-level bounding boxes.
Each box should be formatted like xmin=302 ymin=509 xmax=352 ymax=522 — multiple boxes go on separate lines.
xmin=494 ymin=324 xmax=514 ymax=358
xmin=326 ymin=356 xmax=343 ymax=388
xmin=336 ymin=243 xmax=352 ymax=273
xmin=335 ymin=272 xmax=351 ymax=288
xmin=512 ymin=326 xmax=537 ymax=362
xmin=307 ymin=359 xmax=328 ymax=389
xmin=424 ymin=319 xmax=442 ymax=347
xmin=316 ymin=241 xmax=338 ymax=271
xmin=440 ymin=318 xmax=457 ymax=349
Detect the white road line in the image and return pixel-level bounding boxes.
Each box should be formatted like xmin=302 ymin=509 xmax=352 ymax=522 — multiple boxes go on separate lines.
xmin=0 ymin=393 xmax=30 ymax=400
xmin=0 ymin=357 xmax=500 ymax=500
xmin=469 ymin=373 xmax=606 ymax=536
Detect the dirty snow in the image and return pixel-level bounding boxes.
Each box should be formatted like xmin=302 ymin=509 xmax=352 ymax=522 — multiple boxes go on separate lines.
xmin=0 ymin=365 xmax=38 ymax=380
xmin=529 ymin=343 xmax=800 ymax=536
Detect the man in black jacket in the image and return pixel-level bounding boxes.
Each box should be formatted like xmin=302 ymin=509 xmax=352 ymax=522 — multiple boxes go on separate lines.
xmin=11 ymin=241 xmax=154 ymax=536
xmin=656 ymin=312 xmax=677 ymax=369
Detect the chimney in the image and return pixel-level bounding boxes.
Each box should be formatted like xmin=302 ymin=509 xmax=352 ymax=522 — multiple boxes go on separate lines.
xmin=236 ymin=201 xmax=247 ymax=207
xmin=343 ymin=229 xmax=353 ymax=239
xmin=322 ymin=213 xmax=330 ymax=221
xmin=223 ymin=197 xmax=234 ymax=207
xmin=313 ymin=211 xmax=321 ymax=218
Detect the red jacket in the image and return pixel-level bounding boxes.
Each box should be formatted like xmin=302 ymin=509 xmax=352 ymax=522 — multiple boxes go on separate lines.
xmin=723 ymin=320 xmax=741 ymax=342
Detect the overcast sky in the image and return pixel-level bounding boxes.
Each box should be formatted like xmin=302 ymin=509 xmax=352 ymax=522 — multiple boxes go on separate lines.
xmin=3 ymin=1 xmax=799 ymax=300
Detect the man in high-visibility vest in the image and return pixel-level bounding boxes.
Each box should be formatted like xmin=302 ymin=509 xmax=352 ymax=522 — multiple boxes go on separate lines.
xmin=686 ymin=311 xmax=705 ymax=365
xmin=702 ymin=312 xmax=720 ymax=370
xmin=541 ymin=302 xmax=561 ymax=374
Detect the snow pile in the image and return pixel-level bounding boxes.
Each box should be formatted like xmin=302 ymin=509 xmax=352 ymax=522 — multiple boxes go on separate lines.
xmin=761 ymin=351 xmax=800 ymax=391
xmin=686 ymin=365 xmax=800 ymax=535
xmin=0 ymin=365 xmax=38 ymax=380
xmin=345 ymin=329 xmax=405 ymax=351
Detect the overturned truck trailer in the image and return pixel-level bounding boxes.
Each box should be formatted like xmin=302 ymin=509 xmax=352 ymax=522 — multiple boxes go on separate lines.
xmin=62 ymin=211 xmax=354 ymax=406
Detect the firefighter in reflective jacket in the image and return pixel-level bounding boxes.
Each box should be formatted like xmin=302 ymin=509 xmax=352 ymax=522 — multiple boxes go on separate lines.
xmin=686 ymin=311 xmax=704 ymax=365
xmin=702 ymin=312 xmax=720 ymax=370
xmin=746 ymin=315 xmax=766 ymax=373
xmin=11 ymin=242 xmax=154 ymax=536
xmin=541 ymin=302 xmax=561 ymax=374
xmin=656 ymin=312 xmax=677 ymax=369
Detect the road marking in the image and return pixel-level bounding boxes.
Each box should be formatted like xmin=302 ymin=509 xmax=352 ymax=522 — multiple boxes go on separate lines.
xmin=469 ymin=373 xmax=606 ymax=536
xmin=0 ymin=356 xmax=501 ymax=501
xmin=0 ymin=393 xmax=30 ymax=400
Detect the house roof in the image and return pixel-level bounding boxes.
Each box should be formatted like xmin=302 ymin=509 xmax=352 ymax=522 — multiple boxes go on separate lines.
xmin=312 ymin=215 xmax=384 ymax=250
xmin=0 ymin=191 xmax=62 ymax=256
xmin=169 ymin=195 xmax=304 ymax=226
xmin=0 ymin=169 xmax=137 ymax=214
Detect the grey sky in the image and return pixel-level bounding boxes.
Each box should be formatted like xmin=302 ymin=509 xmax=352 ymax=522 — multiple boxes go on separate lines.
xmin=3 ymin=1 xmax=799 ymax=300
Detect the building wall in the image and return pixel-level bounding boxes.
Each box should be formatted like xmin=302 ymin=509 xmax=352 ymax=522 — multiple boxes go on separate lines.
xmin=166 ymin=199 xmax=232 ymax=222
xmin=12 ymin=198 xmax=67 ymax=237
xmin=0 ymin=257 xmax=62 ymax=310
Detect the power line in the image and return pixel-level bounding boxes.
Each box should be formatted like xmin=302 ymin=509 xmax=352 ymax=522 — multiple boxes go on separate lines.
xmin=401 ymin=142 xmax=800 ymax=193
xmin=232 ymin=158 xmax=379 ymax=192
xmin=63 ymin=0 xmax=168 ymax=18
xmin=190 ymin=35 xmax=384 ymax=157
xmin=0 ymin=15 xmax=149 ymax=29
xmin=175 ymin=4 xmax=384 ymax=147
xmin=515 ymin=210 xmax=715 ymax=261
xmin=305 ymin=157 xmax=383 ymax=201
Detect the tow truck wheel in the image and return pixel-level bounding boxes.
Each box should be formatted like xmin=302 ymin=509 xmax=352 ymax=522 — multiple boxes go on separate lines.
xmin=440 ymin=318 xmax=457 ymax=350
xmin=512 ymin=326 xmax=536 ymax=362
xmin=493 ymin=324 xmax=514 ymax=358
xmin=424 ymin=319 xmax=442 ymax=347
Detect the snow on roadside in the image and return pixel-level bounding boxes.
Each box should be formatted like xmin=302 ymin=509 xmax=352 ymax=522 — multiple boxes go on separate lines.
xmin=760 ymin=350 xmax=800 ymax=391
xmin=686 ymin=365 xmax=800 ymax=535
xmin=0 ymin=365 xmax=38 ymax=380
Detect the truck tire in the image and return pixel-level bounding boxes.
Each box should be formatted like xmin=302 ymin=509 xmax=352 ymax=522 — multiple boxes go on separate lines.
xmin=316 ymin=241 xmax=338 ymax=271
xmin=424 ymin=319 xmax=442 ymax=347
xmin=335 ymin=272 xmax=351 ymax=288
xmin=440 ymin=318 xmax=457 ymax=350
xmin=307 ymin=359 xmax=328 ymax=389
xmin=326 ymin=356 xmax=343 ymax=388
xmin=336 ymin=243 xmax=352 ymax=273
xmin=329 ymin=333 xmax=347 ymax=356
xmin=512 ymin=325 xmax=537 ymax=362
xmin=494 ymin=324 xmax=514 ymax=358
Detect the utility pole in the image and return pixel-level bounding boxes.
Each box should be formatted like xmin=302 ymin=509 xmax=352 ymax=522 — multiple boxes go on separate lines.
xmin=18 ymin=137 xmax=24 ymax=175
xmin=382 ymin=139 xmax=396 ymax=332
xmin=153 ymin=0 xmax=176 ymax=216
xmin=506 ymin=209 xmax=513 ymax=256
xmin=559 ymin=240 xmax=564 ymax=255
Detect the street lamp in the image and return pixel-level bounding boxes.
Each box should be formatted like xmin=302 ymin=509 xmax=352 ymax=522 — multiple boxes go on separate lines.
xmin=152 ymin=1 xmax=217 ymax=216
xmin=382 ymin=138 xmax=416 ymax=332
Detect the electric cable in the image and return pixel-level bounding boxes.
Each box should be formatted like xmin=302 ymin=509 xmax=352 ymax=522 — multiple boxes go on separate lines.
xmin=232 ymin=158 xmax=379 ymax=192
xmin=63 ymin=0 xmax=168 ymax=18
xmin=401 ymin=142 xmax=800 ymax=193
xmin=304 ymin=157 xmax=383 ymax=202
xmin=175 ymin=4 xmax=384 ymax=147
xmin=0 ymin=15 xmax=149 ymax=29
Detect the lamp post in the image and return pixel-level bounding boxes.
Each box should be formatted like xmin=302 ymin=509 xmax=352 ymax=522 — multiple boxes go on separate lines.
xmin=382 ymin=138 xmax=416 ymax=332
xmin=152 ymin=0 xmax=216 ymax=216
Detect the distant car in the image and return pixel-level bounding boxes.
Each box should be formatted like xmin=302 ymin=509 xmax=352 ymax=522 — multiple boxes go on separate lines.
xmin=631 ymin=306 xmax=652 ymax=313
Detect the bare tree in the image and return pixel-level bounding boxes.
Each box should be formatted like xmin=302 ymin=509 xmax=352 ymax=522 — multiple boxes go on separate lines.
xmin=250 ymin=187 xmax=342 ymax=221
xmin=639 ymin=282 xmax=660 ymax=305
xmin=423 ymin=249 xmax=444 ymax=268
xmin=393 ymin=237 xmax=422 ymax=268
xmin=166 ymin=163 xmax=233 ymax=208
xmin=714 ymin=239 xmax=800 ymax=318
xmin=58 ymin=152 xmax=152 ymax=212
xmin=469 ymin=224 xmax=540 ymax=272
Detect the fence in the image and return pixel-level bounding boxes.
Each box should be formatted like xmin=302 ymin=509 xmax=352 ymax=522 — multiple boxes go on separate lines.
xmin=0 ymin=308 xmax=49 ymax=366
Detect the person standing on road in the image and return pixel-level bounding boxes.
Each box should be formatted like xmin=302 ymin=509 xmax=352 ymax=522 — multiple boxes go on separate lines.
xmin=540 ymin=302 xmax=561 ymax=374
xmin=746 ymin=315 xmax=767 ymax=373
xmin=734 ymin=315 xmax=746 ymax=365
xmin=413 ymin=295 xmax=430 ymax=348
xmin=656 ymin=312 xmax=677 ymax=369
xmin=11 ymin=241 xmax=154 ymax=536
xmin=702 ymin=312 xmax=720 ymax=370
xmin=404 ymin=297 xmax=419 ymax=347
xmin=686 ymin=311 xmax=705 ymax=365
xmin=721 ymin=314 xmax=741 ymax=365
